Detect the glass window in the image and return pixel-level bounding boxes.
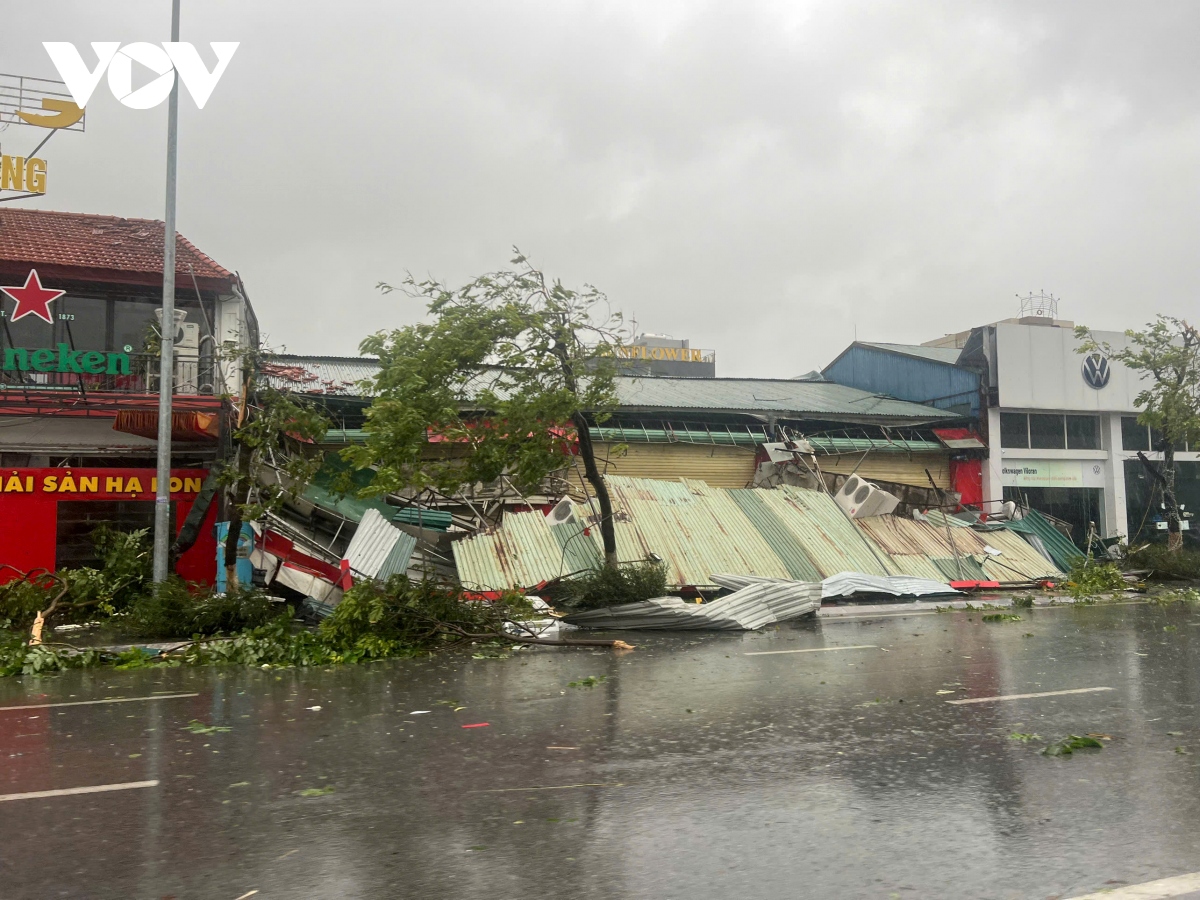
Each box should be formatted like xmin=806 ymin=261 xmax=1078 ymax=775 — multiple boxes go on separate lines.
xmin=1000 ymin=413 xmax=1028 ymax=448
xmin=1066 ymin=415 xmax=1101 ymax=450
xmin=1 ymin=292 xmax=53 ymax=348
xmin=52 ymin=295 xmax=108 ymax=350
xmin=1122 ymin=416 xmax=1149 ymax=452
xmin=113 ymin=299 xmax=159 ymax=354
xmin=1029 ymin=413 xmax=1066 ymax=449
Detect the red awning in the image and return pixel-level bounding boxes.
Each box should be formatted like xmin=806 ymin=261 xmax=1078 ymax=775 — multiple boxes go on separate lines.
xmin=112 ymin=410 xmax=220 ymax=442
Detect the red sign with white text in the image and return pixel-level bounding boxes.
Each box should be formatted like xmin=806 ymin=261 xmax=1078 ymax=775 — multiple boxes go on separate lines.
xmin=0 ymin=467 xmax=215 ymax=584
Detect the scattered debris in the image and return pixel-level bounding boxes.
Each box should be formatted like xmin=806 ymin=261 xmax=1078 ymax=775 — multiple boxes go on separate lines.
xmin=568 ymin=676 xmax=607 ymax=688
xmin=982 ymin=613 xmax=1022 ymax=622
xmin=562 ymin=578 xmax=819 ymax=631
xmin=184 ymin=720 xmax=230 ymax=735
xmin=297 ymin=786 xmax=335 ymax=797
xmin=1008 ymin=732 xmax=1041 ymax=742
xmin=1042 ymin=735 xmax=1104 ymax=757
xmin=461 ymin=723 xmax=490 ymax=729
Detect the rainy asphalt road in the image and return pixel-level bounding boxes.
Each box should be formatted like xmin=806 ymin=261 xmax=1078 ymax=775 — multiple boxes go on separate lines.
xmin=3 ymin=599 xmax=1200 ymax=899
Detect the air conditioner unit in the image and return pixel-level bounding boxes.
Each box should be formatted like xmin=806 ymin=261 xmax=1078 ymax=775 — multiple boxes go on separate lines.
xmin=547 ymin=499 xmax=576 ymax=524
xmin=835 ymin=475 xmax=900 ymax=518
xmin=177 ymin=322 xmax=200 ymax=352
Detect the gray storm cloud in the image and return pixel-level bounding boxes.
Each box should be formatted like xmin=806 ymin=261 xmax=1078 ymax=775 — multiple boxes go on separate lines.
xmin=5 ymin=0 xmax=1198 ymax=375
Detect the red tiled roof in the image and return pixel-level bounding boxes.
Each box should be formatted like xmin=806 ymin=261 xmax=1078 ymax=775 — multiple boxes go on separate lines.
xmin=0 ymin=208 xmax=232 ymax=286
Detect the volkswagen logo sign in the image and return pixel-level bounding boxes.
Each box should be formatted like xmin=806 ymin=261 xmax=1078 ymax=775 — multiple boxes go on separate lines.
xmin=1082 ymin=352 xmax=1111 ymax=389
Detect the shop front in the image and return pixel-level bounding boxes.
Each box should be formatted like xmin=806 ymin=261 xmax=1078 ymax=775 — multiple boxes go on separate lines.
xmin=0 ymin=467 xmax=217 ymax=583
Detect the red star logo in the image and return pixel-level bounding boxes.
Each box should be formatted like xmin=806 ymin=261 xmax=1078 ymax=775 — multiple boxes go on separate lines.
xmin=0 ymin=269 xmax=65 ymax=324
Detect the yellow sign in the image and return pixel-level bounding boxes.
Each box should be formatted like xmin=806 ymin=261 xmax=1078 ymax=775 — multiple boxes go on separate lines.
xmin=615 ymin=345 xmax=705 ymax=362
xmin=0 ymin=155 xmax=47 ymax=194
xmin=15 ymin=98 xmax=85 ymax=130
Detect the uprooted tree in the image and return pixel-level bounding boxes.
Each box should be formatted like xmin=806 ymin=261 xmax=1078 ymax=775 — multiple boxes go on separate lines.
xmin=347 ymin=251 xmax=624 ymax=566
xmin=1077 ymin=316 xmax=1200 ymax=551
xmin=216 ymin=346 xmax=330 ymax=587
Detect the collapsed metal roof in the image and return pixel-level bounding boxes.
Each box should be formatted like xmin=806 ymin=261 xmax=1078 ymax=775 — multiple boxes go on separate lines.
xmin=452 ymin=476 xmax=1061 ymax=591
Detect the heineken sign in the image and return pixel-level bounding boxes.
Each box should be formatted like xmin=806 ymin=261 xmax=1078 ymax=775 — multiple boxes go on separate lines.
xmin=3 ymin=344 xmax=130 ymax=375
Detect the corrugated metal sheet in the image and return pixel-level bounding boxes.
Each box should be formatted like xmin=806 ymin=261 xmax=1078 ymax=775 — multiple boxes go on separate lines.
xmin=268 ymin=355 xmax=959 ymax=422
xmin=261 ymin=355 xmax=381 ymax=395
xmin=1004 ymin=510 xmax=1084 ymax=571
xmin=451 ymin=477 xmax=1065 ymax=592
xmin=757 ymin=486 xmax=892 ymax=577
xmin=727 ymin=490 xmax=823 ymax=581
xmin=822 ymin=344 xmax=980 ymax=417
xmin=615 ymin=376 xmax=955 ymax=420
xmin=561 ymin=579 xmax=820 ymax=631
xmin=822 ymin=572 xmax=960 ymax=599
xmin=815 ymin=451 xmax=951 ymax=489
xmin=858 ymin=342 xmax=964 ymax=364
xmin=604 ymin=476 xmax=793 ymax=586
xmin=344 ymin=508 xmax=413 ymax=580
xmin=976 ymin=529 xmax=1062 ymax=581
xmin=586 ymin=442 xmax=756 ymax=492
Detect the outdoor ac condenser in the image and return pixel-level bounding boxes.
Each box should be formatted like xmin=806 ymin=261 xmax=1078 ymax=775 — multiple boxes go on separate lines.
xmin=835 ymin=474 xmax=900 ymax=518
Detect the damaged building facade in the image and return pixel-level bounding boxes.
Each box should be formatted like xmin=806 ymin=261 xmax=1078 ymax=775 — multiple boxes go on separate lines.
xmin=822 ymin=296 xmax=1200 ymax=546
xmin=0 ymin=208 xmax=259 ymax=582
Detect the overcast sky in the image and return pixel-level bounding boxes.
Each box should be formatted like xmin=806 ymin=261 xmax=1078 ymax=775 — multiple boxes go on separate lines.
xmin=5 ymin=1 xmax=1198 ymax=376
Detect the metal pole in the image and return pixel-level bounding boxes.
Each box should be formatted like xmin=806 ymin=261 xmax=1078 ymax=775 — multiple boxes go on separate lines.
xmin=152 ymin=0 xmax=182 ymax=583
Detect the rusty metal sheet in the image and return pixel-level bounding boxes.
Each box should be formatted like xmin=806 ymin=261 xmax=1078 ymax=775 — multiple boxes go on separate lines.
xmin=759 ymin=486 xmax=892 ymax=577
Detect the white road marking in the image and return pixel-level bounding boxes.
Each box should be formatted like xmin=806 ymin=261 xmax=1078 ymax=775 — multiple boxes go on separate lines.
xmin=1065 ymin=871 xmax=1200 ymax=898
xmin=0 ymin=692 xmax=198 ymax=712
xmin=0 ymin=780 xmax=159 ymax=803
xmin=744 ymin=645 xmax=878 ymax=656
xmin=946 ymin=686 xmax=1113 ymax=705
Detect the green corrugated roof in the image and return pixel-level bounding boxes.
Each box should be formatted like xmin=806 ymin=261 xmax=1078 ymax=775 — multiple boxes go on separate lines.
xmin=1003 ymin=509 xmax=1084 ymax=571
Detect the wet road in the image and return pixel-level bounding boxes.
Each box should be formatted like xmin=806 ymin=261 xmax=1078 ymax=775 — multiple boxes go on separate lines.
xmin=3 ymin=599 xmax=1200 ymax=899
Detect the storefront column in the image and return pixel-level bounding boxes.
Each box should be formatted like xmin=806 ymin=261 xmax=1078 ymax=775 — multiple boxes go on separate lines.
xmin=1104 ymin=414 xmax=1128 ymax=539
xmin=983 ymin=406 xmax=1005 ymax=515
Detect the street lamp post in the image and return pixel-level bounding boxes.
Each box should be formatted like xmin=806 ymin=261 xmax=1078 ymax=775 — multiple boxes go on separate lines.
xmin=152 ymin=0 xmax=182 ymax=584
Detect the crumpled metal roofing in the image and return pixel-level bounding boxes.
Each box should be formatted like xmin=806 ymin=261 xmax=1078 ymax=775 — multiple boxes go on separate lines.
xmin=561 ymin=579 xmax=820 ymax=631
xmin=343 ymin=508 xmax=417 ymax=580
xmin=821 ymin=572 xmax=960 ymax=599
xmin=451 ymin=476 xmax=1064 ymax=591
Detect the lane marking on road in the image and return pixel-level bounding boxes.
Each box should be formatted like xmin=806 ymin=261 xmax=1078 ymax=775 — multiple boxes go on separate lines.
xmin=946 ymin=686 xmax=1113 ymax=705
xmin=0 ymin=692 xmax=199 ymax=712
xmin=0 ymin=780 xmax=159 ymax=803
xmin=744 ymin=645 xmax=878 ymax=656
xmin=1065 ymin=871 xmax=1200 ymax=899
xmin=472 ymin=782 xmax=623 ymax=793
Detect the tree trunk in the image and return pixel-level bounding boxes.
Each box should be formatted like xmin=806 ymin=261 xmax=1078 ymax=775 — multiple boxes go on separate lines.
xmin=572 ymin=411 xmax=618 ymax=567
xmin=222 ymin=444 xmax=254 ymax=588
xmin=1138 ymin=447 xmax=1183 ymax=552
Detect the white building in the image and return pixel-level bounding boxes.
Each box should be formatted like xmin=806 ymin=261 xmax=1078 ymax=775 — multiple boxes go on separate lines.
xmin=937 ymin=317 xmax=1198 ymax=542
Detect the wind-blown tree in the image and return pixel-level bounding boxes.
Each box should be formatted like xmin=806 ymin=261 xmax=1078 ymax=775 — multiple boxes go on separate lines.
xmin=1077 ymin=317 xmax=1200 ymax=551
xmin=217 ymin=347 xmax=330 ymax=586
xmin=347 ymin=252 xmax=624 ymax=566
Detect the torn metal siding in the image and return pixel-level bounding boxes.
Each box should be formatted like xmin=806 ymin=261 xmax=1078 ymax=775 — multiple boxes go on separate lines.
xmin=451 ymin=476 xmax=1064 ymax=592
xmin=604 ymin=476 xmax=792 ymax=586
xmin=977 ymin=529 xmax=1061 ymax=581
xmin=762 ymin=487 xmax=892 ymax=577
xmin=343 ymin=508 xmax=414 ymax=580
xmin=727 ymin=490 xmax=824 ymax=581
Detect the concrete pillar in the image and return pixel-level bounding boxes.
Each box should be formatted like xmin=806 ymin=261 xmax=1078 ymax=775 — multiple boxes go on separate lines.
xmin=983 ymin=406 xmax=1005 ymax=515
xmin=1104 ymin=413 xmax=1128 ymax=539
